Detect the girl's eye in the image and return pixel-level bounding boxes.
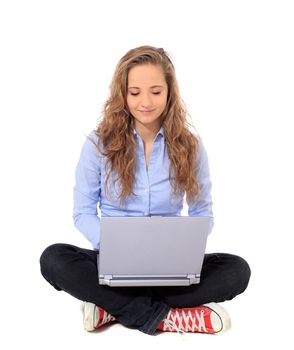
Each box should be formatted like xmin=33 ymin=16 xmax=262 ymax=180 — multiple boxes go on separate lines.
xmin=129 ymin=91 xmax=161 ymax=96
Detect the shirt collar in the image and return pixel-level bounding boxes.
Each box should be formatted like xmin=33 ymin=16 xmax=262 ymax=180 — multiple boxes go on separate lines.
xmin=133 ymin=126 xmax=164 ymax=138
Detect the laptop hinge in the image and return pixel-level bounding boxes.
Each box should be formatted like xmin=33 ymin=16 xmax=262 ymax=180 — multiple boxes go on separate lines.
xmin=188 ymin=274 xmax=200 ymax=284
xmin=99 ymin=275 xmax=113 ymax=286
xmin=99 ymin=274 xmax=201 ymax=286
xmin=104 ymin=275 xmax=113 ymax=280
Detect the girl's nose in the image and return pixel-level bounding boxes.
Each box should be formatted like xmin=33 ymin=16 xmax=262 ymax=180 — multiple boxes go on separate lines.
xmin=140 ymin=93 xmax=152 ymax=108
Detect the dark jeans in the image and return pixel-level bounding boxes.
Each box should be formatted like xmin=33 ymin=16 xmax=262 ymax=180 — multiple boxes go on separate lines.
xmin=40 ymin=243 xmax=251 ymax=335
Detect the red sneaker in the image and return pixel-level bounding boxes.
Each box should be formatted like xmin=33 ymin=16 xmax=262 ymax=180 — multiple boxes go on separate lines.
xmin=83 ymin=302 xmax=116 ymax=331
xmin=158 ymin=303 xmax=231 ymax=334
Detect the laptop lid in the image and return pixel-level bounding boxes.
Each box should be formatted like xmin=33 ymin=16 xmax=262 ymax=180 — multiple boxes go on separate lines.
xmin=98 ymin=216 xmax=210 ymax=287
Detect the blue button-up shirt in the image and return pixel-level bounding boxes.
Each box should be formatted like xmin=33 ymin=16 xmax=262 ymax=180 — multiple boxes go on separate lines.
xmin=73 ymin=127 xmax=214 ymax=250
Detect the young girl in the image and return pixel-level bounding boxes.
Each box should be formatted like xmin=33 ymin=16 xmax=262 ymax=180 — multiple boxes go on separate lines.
xmin=40 ymin=46 xmax=251 ymax=335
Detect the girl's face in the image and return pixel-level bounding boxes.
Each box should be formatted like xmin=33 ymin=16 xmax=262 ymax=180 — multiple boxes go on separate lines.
xmin=126 ymin=64 xmax=168 ymax=133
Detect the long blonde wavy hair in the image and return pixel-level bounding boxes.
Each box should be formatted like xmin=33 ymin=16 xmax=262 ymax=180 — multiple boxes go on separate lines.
xmin=94 ymin=45 xmax=200 ymax=206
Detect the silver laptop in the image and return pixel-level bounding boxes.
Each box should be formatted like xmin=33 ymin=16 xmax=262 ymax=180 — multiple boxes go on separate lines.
xmin=98 ymin=216 xmax=210 ymax=287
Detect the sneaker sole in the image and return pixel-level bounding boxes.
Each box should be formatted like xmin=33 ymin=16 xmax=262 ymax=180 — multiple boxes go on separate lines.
xmin=83 ymin=302 xmax=96 ymax=331
xmin=203 ymin=302 xmax=231 ymax=335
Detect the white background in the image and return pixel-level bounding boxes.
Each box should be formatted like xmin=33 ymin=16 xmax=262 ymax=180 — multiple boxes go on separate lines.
xmin=0 ymin=0 xmax=293 ymax=348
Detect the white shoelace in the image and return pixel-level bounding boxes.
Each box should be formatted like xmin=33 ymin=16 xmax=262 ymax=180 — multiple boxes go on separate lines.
xmin=101 ymin=311 xmax=115 ymax=325
xmin=95 ymin=307 xmax=115 ymax=327
xmin=102 ymin=311 xmax=115 ymax=324
xmin=162 ymin=309 xmax=207 ymax=333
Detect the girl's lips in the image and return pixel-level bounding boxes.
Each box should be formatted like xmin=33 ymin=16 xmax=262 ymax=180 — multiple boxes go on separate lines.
xmin=138 ymin=109 xmax=155 ymax=113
